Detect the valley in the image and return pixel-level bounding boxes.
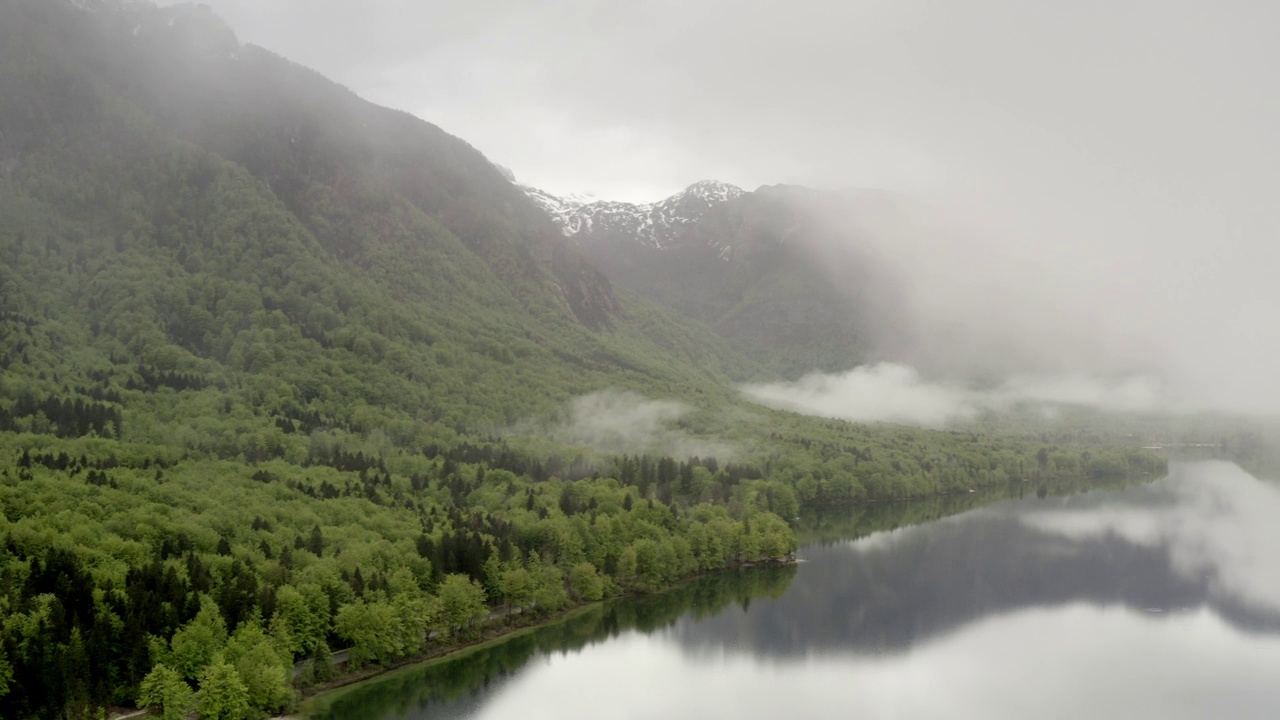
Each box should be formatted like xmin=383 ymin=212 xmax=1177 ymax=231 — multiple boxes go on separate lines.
xmin=0 ymin=2 xmax=1179 ymax=719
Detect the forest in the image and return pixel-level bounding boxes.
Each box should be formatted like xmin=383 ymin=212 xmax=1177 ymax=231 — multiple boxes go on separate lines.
xmin=0 ymin=1 xmax=1168 ymax=718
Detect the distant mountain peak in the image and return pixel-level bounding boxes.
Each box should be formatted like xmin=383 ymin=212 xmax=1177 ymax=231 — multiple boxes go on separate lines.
xmin=681 ymin=179 xmax=744 ymax=201
xmin=522 ymin=180 xmax=743 ymax=250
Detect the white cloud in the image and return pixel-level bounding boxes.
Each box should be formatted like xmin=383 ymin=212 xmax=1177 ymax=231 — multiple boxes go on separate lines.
xmin=541 ymin=390 xmax=735 ymax=459
xmin=742 ymin=362 xmax=1177 ymax=427
xmin=742 ymin=363 xmax=976 ymax=427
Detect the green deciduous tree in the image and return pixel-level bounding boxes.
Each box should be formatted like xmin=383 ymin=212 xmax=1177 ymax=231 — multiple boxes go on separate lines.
xmin=170 ymin=597 xmax=229 ymax=681
xmin=392 ymin=590 xmax=437 ymax=655
xmin=749 ymin=512 xmax=797 ymax=560
xmin=138 ymin=663 xmax=192 ymax=720
xmin=271 ymin=583 xmax=329 ymax=657
xmin=334 ymin=599 xmax=404 ymax=669
xmin=224 ymin=620 xmax=293 ymax=715
xmin=529 ymin=561 xmax=568 ymax=615
xmin=569 ymin=562 xmax=606 ymax=602
xmin=195 ymin=659 xmax=250 ymax=720
xmin=497 ymin=567 xmax=533 ymax=617
xmin=615 ymin=546 xmax=638 ymax=590
xmin=435 ymin=574 xmax=488 ymax=639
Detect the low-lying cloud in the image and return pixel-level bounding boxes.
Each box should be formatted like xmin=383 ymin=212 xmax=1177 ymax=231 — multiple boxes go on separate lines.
xmin=544 ymin=390 xmax=735 ymax=459
xmin=742 ymin=362 xmax=1176 ymax=427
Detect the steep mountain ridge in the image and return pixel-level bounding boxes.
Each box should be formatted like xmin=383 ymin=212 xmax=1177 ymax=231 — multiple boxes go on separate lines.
xmin=522 ymin=181 xmax=903 ymax=377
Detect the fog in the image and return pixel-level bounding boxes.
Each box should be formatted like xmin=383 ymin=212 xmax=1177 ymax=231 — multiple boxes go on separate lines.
xmin=824 ymin=191 xmax=1278 ymax=416
xmin=743 ymin=363 xmax=1173 ymax=427
xmin=740 ymin=182 xmax=1280 ymax=421
xmin=530 ymin=390 xmax=736 ymax=459
xmin=164 ymin=0 xmax=1280 ymax=417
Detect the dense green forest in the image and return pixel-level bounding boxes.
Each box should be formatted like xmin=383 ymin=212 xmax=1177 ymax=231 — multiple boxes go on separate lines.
xmin=0 ymin=1 xmax=1168 ymax=718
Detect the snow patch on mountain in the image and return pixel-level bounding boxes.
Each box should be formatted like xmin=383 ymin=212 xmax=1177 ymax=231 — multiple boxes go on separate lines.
xmin=523 ymin=180 xmax=744 ymax=250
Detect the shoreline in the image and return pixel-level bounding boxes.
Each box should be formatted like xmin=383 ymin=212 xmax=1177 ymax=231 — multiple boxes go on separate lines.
xmin=283 ymin=474 xmax=1163 ymax=716
xmin=106 ymin=473 xmax=1157 ymax=720
xmin=294 ymin=557 xmax=797 ymax=717
xmin=292 ymin=473 xmax=1166 ymax=716
xmin=295 ymin=601 xmax=599 ymax=716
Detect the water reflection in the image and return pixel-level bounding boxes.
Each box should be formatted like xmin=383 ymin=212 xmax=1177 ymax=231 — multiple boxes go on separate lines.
xmin=1022 ymin=461 xmax=1280 ymax=614
xmin=309 ymin=461 xmax=1280 ymax=720
xmin=678 ymin=461 xmax=1280 ymax=659
xmin=459 ymin=605 xmax=1280 ymax=720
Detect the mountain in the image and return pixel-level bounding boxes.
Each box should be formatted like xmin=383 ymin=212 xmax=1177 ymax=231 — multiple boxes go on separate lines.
xmin=0 ymin=3 xmax=794 ymax=715
xmin=0 ymin=0 xmax=770 ymax=444
xmin=522 ymin=181 xmax=906 ymax=377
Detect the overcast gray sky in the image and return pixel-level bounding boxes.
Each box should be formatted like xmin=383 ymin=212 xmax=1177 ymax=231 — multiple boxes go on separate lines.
xmin=179 ymin=0 xmax=1278 ymax=200
xmin=178 ymin=0 xmax=1280 ymax=414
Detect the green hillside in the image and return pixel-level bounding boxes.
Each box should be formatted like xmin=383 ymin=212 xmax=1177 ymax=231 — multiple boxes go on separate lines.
xmin=0 ymin=2 xmax=1167 ymax=718
xmin=0 ymin=0 xmax=767 ymax=443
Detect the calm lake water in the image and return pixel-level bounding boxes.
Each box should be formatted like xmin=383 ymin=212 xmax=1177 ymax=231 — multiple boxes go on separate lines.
xmin=309 ymin=460 xmax=1280 ymax=720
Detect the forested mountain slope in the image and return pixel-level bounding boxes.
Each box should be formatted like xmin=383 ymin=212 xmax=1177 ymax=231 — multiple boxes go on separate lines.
xmin=0 ymin=0 xmax=763 ymax=448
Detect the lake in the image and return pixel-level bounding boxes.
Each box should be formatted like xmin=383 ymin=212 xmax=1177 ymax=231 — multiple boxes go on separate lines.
xmin=308 ymin=460 xmax=1280 ymax=719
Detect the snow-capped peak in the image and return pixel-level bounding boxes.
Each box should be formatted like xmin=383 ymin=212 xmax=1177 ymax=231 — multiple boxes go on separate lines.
xmin=680 ymin=179 xmax=744 ymax=204
xmin=523 ymin=180 xmax=744 ymax=249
